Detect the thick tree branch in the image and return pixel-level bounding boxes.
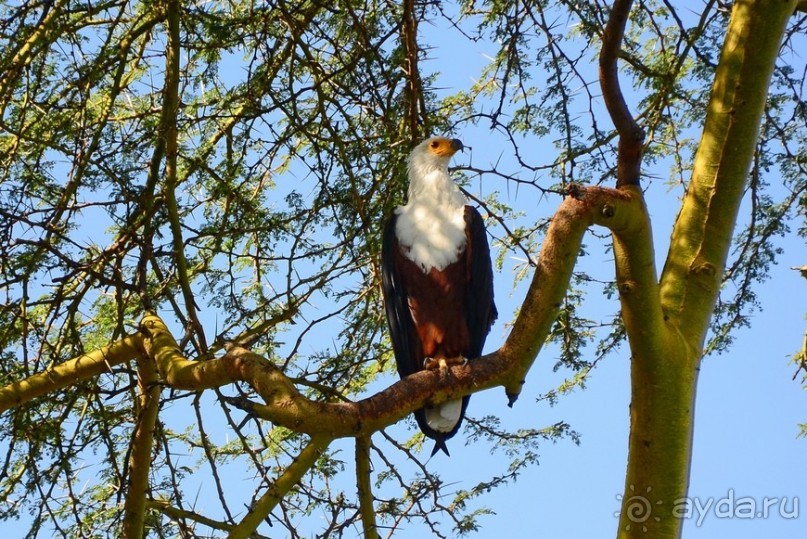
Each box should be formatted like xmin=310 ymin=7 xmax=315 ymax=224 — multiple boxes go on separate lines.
xmin=599 ymin=0 xmax=645 ymax=187
xmin=618 ymin=2 xmax=801 ymax=537
xmin=0 ymin=335 xmax=142 ymax=412
xmin=499 ymin=185 xmax=645 ymax=400
xmin=659 ymin=0 xmax=800 ymax=346
xmin=608 ymin=185 xmax=669 ymax=365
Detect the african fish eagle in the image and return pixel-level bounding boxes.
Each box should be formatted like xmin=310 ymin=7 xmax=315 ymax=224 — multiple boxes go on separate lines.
xmin=381 ymin=136 xmax=497 ymax=456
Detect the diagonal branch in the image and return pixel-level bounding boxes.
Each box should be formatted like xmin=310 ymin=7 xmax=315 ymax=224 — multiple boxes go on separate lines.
xmin=227 ymin=436 xmax=331 ymax=539
xmin=0 ymin=335 xmax=142 ymax=412
xmin=659 ymin=0 xmax=801 ymax=344
xmin=599 ymin=0 xmax=645 ymax=187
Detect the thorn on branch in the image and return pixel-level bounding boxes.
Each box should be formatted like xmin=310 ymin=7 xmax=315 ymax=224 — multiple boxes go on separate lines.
xmin=222 ymin=395 xmax=260 ymax=417
xmin=565 ymin=182 xmax=585 ymax=199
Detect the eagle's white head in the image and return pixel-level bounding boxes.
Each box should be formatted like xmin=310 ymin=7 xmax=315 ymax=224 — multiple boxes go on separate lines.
xmin=405 ymin=137 xmax=467 ymax=206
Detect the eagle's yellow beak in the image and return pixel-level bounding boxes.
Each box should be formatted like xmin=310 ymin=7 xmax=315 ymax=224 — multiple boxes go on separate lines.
xmin=427 ymin=137 xmax=465 ymax=157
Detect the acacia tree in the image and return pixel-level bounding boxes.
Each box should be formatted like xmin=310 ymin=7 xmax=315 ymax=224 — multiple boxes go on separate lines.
xmin=1 ymin=0 xmax=805 ymax=537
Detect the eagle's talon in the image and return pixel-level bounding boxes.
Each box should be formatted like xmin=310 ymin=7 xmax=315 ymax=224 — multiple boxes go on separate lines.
xmin=445 ymin=356 xmax=468 ymax=367
xmin=438 ymin=358 xmax=449 ymax=376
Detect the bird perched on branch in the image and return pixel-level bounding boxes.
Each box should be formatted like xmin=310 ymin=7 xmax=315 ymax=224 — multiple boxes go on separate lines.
xmin=381 ymin=136 xmax=497 ymax=456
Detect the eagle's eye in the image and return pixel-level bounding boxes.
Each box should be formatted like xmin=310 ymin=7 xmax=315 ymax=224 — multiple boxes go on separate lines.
xmin=430 ymin=140 xmax=440 ymax=148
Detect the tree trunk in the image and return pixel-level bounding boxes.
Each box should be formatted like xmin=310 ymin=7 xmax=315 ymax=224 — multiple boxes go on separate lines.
xmin=618 ymin=1 xmax=800 ymax=537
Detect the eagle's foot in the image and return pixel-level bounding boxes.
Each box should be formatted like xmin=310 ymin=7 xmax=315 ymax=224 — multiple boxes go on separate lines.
xmin=423 ymin=356 xmax=468 ymax=375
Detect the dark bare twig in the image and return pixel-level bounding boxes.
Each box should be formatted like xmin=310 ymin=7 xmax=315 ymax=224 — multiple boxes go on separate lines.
xmin=401 ymin=0 xmax=424 ymax=142
xmin=599 ymin=0 xmax=645 ymax=187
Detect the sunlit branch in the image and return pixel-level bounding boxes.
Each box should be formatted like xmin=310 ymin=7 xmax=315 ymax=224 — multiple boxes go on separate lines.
xmin=227 ymin=436 xmax=331 ymax=539
xmin=607 ymin=185 xmax=668 ymax=362
xmin=0 ymin=0 xmax=69 ymax=107
xmin=0 ymin=335 xmax=143 ymax=412
xmin=659 ymin=0 xmax=802 ymax=343
xmin=122 ymin=353 xmax=161 ymax=538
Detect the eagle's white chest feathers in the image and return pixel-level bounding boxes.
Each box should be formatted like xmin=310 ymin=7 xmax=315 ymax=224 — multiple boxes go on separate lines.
xmin=395 ymin=201 xmax=467 ymax=272
xmin=396 ymin=143 xmax=469 ymax=273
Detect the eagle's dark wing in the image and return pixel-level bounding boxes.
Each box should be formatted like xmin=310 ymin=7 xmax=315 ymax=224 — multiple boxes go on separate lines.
xmin=463 ymin=206 xmax=498 ymax=359
xmin=381 ymin=214 xmax=421 ymax=379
